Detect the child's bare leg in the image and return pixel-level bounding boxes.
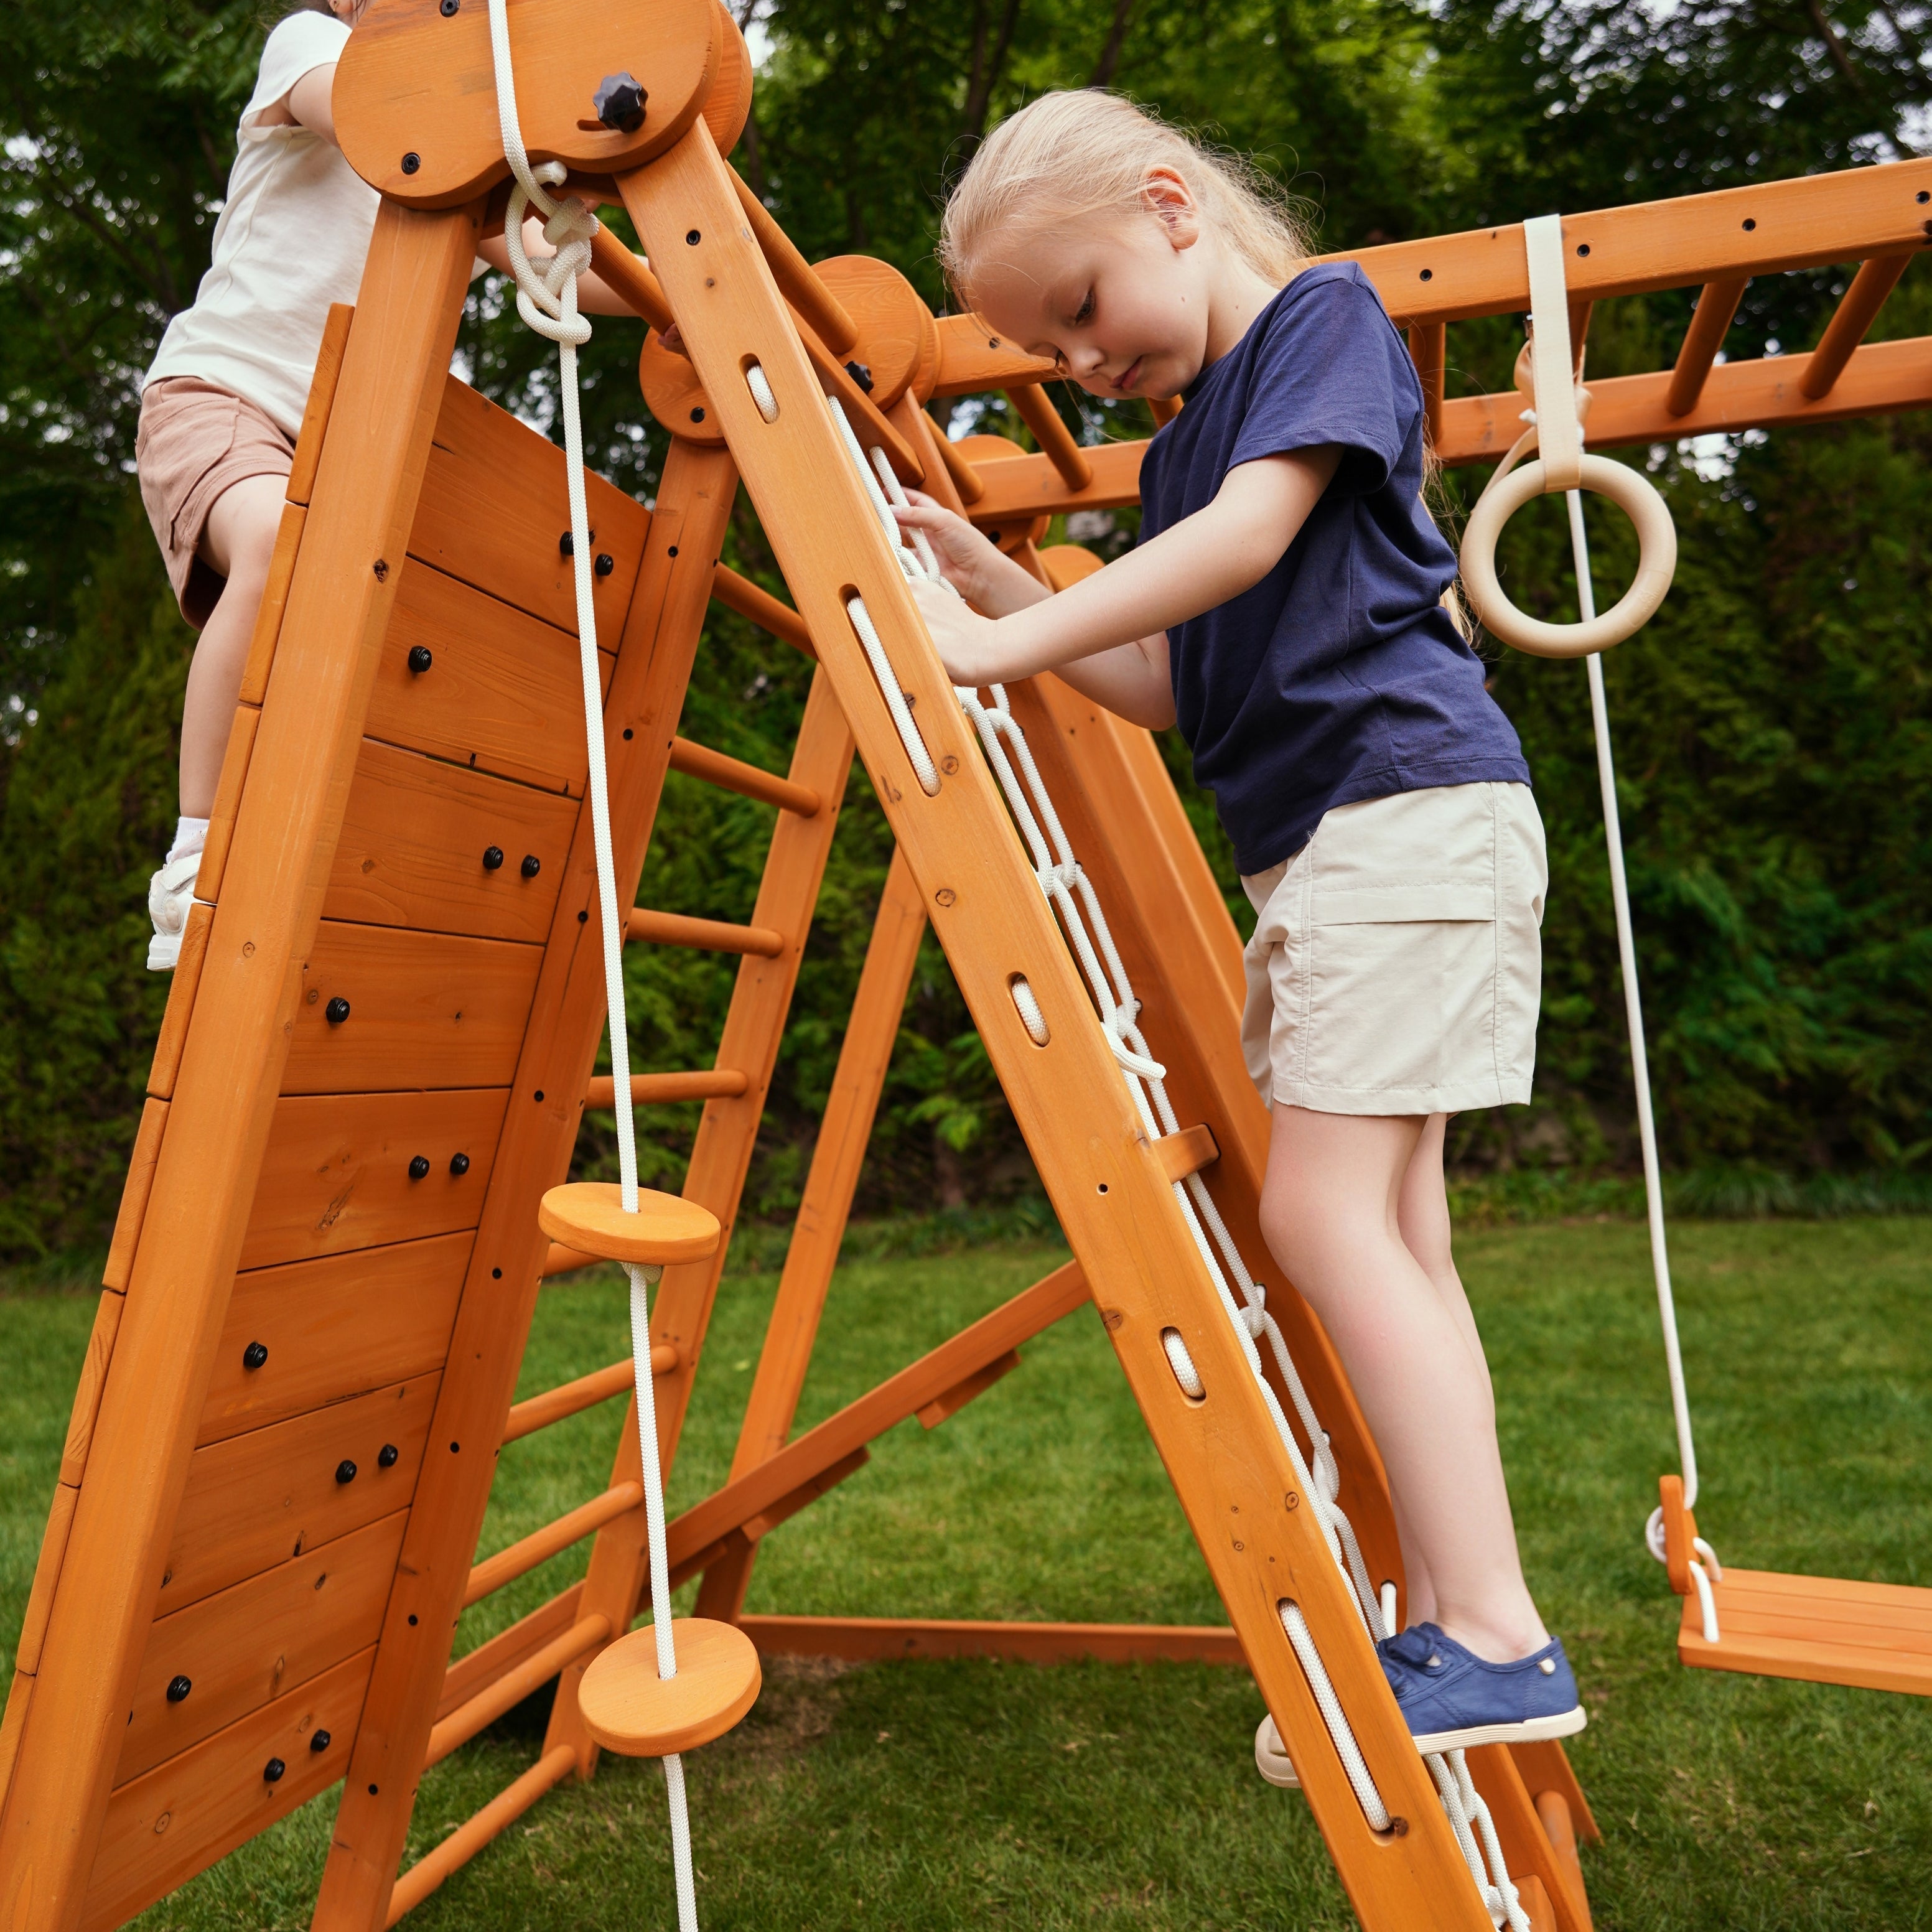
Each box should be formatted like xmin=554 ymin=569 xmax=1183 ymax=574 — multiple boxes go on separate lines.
xmin=1259 ymin=1105 xmax=1546 ymax=1663
xmin=180 ymin=474 xmax=286 ymax=817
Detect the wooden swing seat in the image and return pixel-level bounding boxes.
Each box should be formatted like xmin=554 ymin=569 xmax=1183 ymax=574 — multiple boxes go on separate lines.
xmin=1678 ymin=1567 xmax=1932 ymax=1697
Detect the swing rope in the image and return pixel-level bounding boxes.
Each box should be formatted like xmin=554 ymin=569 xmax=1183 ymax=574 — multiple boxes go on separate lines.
xmin=483 ymin=4 xmax=701 ymax=1925
xmin=839 ymin=403 xmax=1529 ymax=1929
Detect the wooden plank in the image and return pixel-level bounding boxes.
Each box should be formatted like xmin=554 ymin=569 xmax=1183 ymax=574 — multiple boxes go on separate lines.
xmin=728 ymin=164 xmax=857 ymax=353
xmin=694 ymin=846 xmax=927 ymax=1622
xmin=502 ymin=1353 xmax=675 ymax=1444
xmin=102 ymin=1100 xmax=167 ymax=1292
xmin=145 ymin=901 xmax=213 ymax=1102
xmin=1511 ymin=1739 xmax=1600 ymax=1845
xmin=1679 ymin=1569 xmax=1932 ymax=1694
xmin=312 ymin=441 xmax=741 ymax=1932
xmin=240 ymin=1088 xmax=508 ymax=1271
xmin=80 ymin=1648 xmax=372 ymax=1932
xmin=1007 ymin=383 xmax=1091 ymax=490
xmin=59 ymin=1293 xmax=126 ymax=1490
xmin=286 ymin=302 xmax=355 ymax=508
xmin=193 ymin=699 xmax=260 ymax=906
xmin=120 ymin=1511 xmax=407 ymax=1785
xmin=0 ymin=198 xmax=480 ymax=1930
xmin=424 ymin=1613 xmax=609 ymax=1768
xmin=236 ymin=506 xmax=306 ymax=707
xmin=966 ymin=439 xmax=1146 ymax=525
xmin=161 ymin=1374 xmax=441 ymax=1618
xmin=370 ymin=558 xmax=611 ymax=796
xmin=198 ymin=1233 xmax=471 ymax=1446
xmin=739 ymin=1615 xmax=1248 ymax=1666
xmin=1465 ymin=1743 xmax=1593 ymax=1932
xmin=1801 ymin=253 xmax=1913 ymax=398
xmin=409 ymin=373 xmax=648 ymax=637
xmin=330 ymin=740 xmax=582 ymax=943
xmin=282 ymin=923 xmax=543 ymax=1095
xmin=12 ymin=1483 xmax=80 ymax=1681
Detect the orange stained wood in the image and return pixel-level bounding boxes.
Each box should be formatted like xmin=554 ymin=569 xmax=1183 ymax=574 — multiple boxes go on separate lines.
xmin=701 ymin=0 xmax=755 ymax=153
xmin=145 ymin=902 xmax=213 ymax=1101
xmin=238 ymin=508 xmax=306 ymax=707
xmin=578 ymin=1618 xmax=761 ymax=1755
xmin=538 ymin=1182 xmax=722 ymax=1265
xmin=729 ymin=167 xmax=859 ymax=353
xmin=80 ymin=1649 xmax=371 ymax=1932
xmin=670 ymin=734 xmax=822 ymax=814
xmin=120 ymin=1511 xmax=407 ymax=1785
xmin=314 ymin=441 xmax=742 ymax=1930
xmin=240 ymin=1087 xmax=508 ymax=1271
xmin=1153 ymin=1122 xmax=1220 ymax=1183
xmin=199 ymin=1233 xmax=471 ymax=1445
xmin=465 ymin=1482 xmax=646 ymax=1608
xmin=1664 ymin=276 xmax=1749 ymax=415
xmin=1408 ymin=321 xmax=1447 ymax=445
xmin=1510 ymin=1738 xmax=1600 ymax=1845
xmin=0 ymin=197 xmax=481 ymax=1931
xmin=967 ymin=436 xmax=1147 ymax=525
xmin=1678 ymin=1566 xmax=1932 ymax=1696
xmin=641 ymin=325 xmax=722 ymax=444
xmin=587 ymin=219 xmax=674 ymax=331
xmin=425 ymin=1612 xmax=610 ymax=1766
xmin=791 ymin=302 xmax=925 ymax=483
xmin=437 ymin=1582 xmax=586 ymax=1722
xmin=284 ymin=924 xmax=542 ymax=1094
xmin=286 ymin=302 xmax=355 ymax=508
xmin=584 ymin=1066 xmax=750 ymax=1108
xmin=1462 ymin=1743 xmax=1593 ymax=1932
xmin=103 ymin=1097 xmax=169 ymax=1289
xmin=931 ymin=310 xmax=1061 ymax=393
xmin=712 ymin=561 xmax=816 ymax=655
xmin=334 ymin=0 xmax=719 ymax=207
xmin=1801 ymin=251 xmax=1913 ymax=398
xmin=1534 ymin=1791 xmax=1592 ymax=1932
xmin=627 ymin=906 xmax=785 ymax=956
xmin=813 ymin=253 xmax=938 ymax=408
xmin=60 ymin=1294 xmax=126 ymax=1491
xmin=501 ymin=1353 xmax=676 ymax=1444
xmin=13 ymin=1485 xmax=80 ymax=1685
xmin=740 ymin=1613 xmax=1246 ymax=1667
xmin=161 ymin=1374 xmax=441 ymax=1617
xmin=371 ymin=559 xmax=614 ymax=796
xmin=194 ymin=701 xmax=261 ymax=905
xmin=926 ymin=411 xmax=987 ymax=502
xmin=411 ymin=376 xmax=646 ymax=636
xmin=1007 ymin=382 xmax=1093 ymax=491
xmin=916 ymin=1349 xmax=1022 ymax=1430
xmin=329 ymin=740 xmax=581 ymax=943
xmin=1037 ymin=541 xmax=1103 ymax=590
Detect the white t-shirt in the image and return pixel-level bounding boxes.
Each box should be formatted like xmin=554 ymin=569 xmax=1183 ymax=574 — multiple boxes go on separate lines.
xmin=144 ymin=12 xmax=377 ymax=437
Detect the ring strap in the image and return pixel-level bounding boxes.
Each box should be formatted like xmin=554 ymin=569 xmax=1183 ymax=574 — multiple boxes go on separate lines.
xmin=1524 ymin=213 xmax=1582 ymax=492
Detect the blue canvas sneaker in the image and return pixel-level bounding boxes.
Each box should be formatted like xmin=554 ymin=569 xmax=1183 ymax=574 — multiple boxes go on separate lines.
xmin=1379 ymin=1623 xmax=1586 ymax=1754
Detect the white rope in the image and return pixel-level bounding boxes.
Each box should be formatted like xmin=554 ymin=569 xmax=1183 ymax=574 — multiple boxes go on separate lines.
xmin=484 ymin=4 xmax=698 ymax=1923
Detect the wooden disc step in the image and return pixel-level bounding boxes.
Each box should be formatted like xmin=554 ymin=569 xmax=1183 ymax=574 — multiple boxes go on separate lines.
xmin=538 ymin=1182 xmax=721 ymax=1267
xmin=578 ymin=1618 xmax=762 ymax=1757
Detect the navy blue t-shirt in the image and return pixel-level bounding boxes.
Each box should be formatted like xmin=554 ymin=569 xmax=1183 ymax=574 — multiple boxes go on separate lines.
xmin=1137 ymin=261 xmax=1529 ymax=875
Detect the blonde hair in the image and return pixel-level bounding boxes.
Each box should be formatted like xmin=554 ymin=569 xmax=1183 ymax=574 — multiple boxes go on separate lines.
xmin=940 ymin=91 xmax=1314 ymax=304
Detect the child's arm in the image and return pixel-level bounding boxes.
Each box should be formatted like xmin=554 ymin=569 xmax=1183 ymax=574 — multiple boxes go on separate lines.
xmin=911 ymin=446 xmax=1340 ymax=696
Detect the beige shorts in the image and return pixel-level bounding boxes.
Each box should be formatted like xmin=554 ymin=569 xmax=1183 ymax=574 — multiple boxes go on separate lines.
xmin=1239 ymin=782 xmax=1547 ymax=1117
xmin=136 ymin=378 xmax=295 ymax=630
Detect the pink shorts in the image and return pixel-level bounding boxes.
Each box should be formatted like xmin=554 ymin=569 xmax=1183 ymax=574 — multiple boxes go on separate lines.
xmin=136 ymin=378 xmax=294 ymax=630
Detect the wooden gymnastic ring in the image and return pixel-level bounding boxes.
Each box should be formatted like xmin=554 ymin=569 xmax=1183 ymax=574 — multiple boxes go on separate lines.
xmin=1458 ymin=453 xmax=1678 ymax=660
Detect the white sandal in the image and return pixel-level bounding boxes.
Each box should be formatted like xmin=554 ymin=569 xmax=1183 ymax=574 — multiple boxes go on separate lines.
xmin=147 ymin=853 xmax=202 ymax=971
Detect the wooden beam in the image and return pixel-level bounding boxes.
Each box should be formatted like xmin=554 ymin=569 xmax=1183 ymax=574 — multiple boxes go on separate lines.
xmin=1007 ymin=384 xmax=1093 ymax=490
xmin=1801 ymin=252 xmax=1913 ymax=398
xmin=737 ymin=1613 xmax=1248 ymax=1666
xmin=729 ymin=164 xmax=858 ymax=354
xmin=1664 ymin=277 xmax=1749 ymax=415
xmin=1408 ymin=322 xmax=1446 ymax=446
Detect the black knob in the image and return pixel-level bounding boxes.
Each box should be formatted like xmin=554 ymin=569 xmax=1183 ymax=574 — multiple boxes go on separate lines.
xmin=166 ymin=1675 xmax=192 ymax=1704
xmin=439 ymin=0 xmax=459 ymax=14
xmin=520 ymin=854 xmax=541 ymax=879
xmin=400 ymin=153 xmax=420 ymax=175
xmin=243 ymin=1340 xmax=269 ymax=1371
xmin=592 ymin=71 xmax=648 ymax=134
xmin=408 ymin=1155 xmax=430 ymax=1180
xmin=449 ymin=1152 xmax=471 ymax=1177
xmin=264 ymin=1757 xmax=286 ymax=1783
xmin=335 ymin=1459 xmax=358 ymax=1485
xmin=689 ymin=406 xmax=706 ymax=424
xmin=378 ymin=1442 xmax=399 ymax=1468
xmin=559 ymin=531 xmax=573 ymax=556
xmin=407 ymin=645 xmax=432 ymax=674
xmin=310 ymin=1727 xmax=333 ymax=1752
xmin=595 ymin=553 xmax=614 ymax=577
xmin=325 ymin=996 xmax=351 ymax=1025
xmin=845 ymin=360 xmax=875 ymax=394
xmin=483 ymin=846 xmax=505 ymax=870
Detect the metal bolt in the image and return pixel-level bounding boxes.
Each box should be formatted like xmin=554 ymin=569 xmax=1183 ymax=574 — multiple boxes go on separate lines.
xmin=167 ymin=1675 xmax=192 ymax=1703
xmin=592 ymin=72 xmax=648 ymax=135
xmin=690 ymin=406 xmax=706 ymax=423
xmin=408 ymin=1155 xmax=431 ymax=1180
xmin=520 ymin=854 xmax=541 ymax=879
xmin=372 ymin=558 xmax=389 ymax=581
xmin=310 ymin=1728 xmax=333 ymax=1752
xmin=324 ymin=996 xmax=350 ymax=1025
xmin=483 ymin=846 xmax=505 ymax=870
xmin=263 ymin=1757 xmax=286 ymax=1783
xmin=407 ymin=645 xmax=432 ymax=674
xmin=439 ymin=0 xmax=459 ymax=14
xmin=449 ymin=1152 xmax=471 ymax=1177
xmin=378 ymin=1443 xmax=399 ymax=1468
xmin=686 ymin=230 xmax=701 ymax=245
xmin=243 ymin=1340 xmax=269 ymax=1371
xmin=844 ymin=360 xmax=874 ymax=394
xmin=400 ymin=153 xmax=420 ymax=175
xmin=335 ymin=1459 xmax=357 ymax=1485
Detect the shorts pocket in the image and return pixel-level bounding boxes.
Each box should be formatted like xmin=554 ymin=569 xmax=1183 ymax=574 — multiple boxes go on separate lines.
xmin=1315 ymin=883 xmax=1495 ymax=925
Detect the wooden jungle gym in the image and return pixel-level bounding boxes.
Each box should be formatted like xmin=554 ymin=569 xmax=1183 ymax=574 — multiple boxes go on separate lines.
xmin=4 ymin=1 xmax=1931 ymax=1926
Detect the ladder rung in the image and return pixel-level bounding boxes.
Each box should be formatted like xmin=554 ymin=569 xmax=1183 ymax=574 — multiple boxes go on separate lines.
xmin=627 ymin=908 xmax=785 ymax=957
xmin=501 ymin=1350 xmax=679 ymax=1444
xmin=1007 ymin=383 xmax=1093 ymax=492
xmin=1153 ymin=1123 xmax=1220 ymax=1183
xmin=463 ymin=1482 xmax=644 ymax=1608
xmin=424 ymin=1612 xmax=611 ymax=1767
xmin=584 ymin=1068 xmax=751 ymax=1109
xmin=712 ymin=563 xmax=815 ymax=657
xmin=669 ymin=736 xmax=820 ymax=816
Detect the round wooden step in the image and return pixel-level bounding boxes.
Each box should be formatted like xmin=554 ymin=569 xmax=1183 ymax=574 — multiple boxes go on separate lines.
xmin=538 ymin=1183 xmax=721 ymax=1267
xmin=578 ymin=1619 xmax=761 ymax=1757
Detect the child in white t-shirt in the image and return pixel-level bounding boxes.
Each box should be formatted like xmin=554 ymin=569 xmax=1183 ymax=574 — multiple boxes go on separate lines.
xmin=138 ymin=0 xmax=630 ymax=968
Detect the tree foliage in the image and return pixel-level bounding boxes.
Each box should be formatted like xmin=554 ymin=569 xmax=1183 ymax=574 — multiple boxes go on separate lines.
xmin=1 ymin=0 xmax=1928 ymax=1253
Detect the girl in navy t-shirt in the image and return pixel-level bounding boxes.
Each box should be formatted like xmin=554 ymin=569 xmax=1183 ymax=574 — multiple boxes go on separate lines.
xmin=898 ymin=89 xmax=1579 ymax=1762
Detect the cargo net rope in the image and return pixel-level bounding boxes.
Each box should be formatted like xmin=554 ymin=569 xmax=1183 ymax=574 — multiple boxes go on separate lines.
xmin=825 ymin=395 xmax=1533 ymax=1932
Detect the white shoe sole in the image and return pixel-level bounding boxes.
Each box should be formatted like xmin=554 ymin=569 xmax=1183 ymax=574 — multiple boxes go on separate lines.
xmin=1411 ymin=1704 xmax=1586 ymax=1755
xmin=1254 ymin=1714 xmax=1301 ymax=1790
xmin=147 ymin=933 xmax=182 ymax=971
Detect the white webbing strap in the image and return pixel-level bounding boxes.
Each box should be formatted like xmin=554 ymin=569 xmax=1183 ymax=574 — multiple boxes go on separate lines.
xmin=484 ymin=4 xmax=701 ymax=1923
xmin=1521 ymin=215 xmax=1581 ymax=492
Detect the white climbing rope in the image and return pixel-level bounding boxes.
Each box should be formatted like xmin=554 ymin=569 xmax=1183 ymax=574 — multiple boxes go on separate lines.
xmin=483 ymin=4 xmax=699 ymax=1925
xmin=835 ymin=400 xmax=1528 ymax=1927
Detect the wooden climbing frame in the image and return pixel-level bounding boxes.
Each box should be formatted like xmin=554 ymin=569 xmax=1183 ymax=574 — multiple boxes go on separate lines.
xmin=2 ymin=2 xmax=1927 ymax=1926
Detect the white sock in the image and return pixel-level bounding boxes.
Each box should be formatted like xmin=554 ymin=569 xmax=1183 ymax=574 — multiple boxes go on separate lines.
xmin=167 ymin=816 xmax=210 ymax=866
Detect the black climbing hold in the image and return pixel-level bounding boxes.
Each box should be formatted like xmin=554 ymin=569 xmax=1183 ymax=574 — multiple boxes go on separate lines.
xmin=264 ymin=1757 xmax=286 ymax=1783
xmin=310 ymin=1728 xmax=332 ymax=1752
xmin=401 ymin=153 xmax=420 ymax=175
xmin=409 ymin=1155 xmax=431 ymax=1180
xmin=592 ymin=72 xmax=648 ymax=135
xmin=483 ymin=846 xmax=505 ymax=870
xmin=335 ymin=1459 xmax=357 ymax=1485
xmin=378 ymin=1443 xmax=399 ymax=1468
xmin=408 ymin=645 xmax=432 ymax=674
xmin=325 ymin=996 xmax=350 ymax=1025
xmin=845 ymin=360 xmax=874 ymax=394
xmin=449 ymin=1152 xmax=471 ymax=1177
xmin=595 ymin=553 xmax=615 ymax=577
xmin=520 ymin=854 xmax=541 ymax=879
xmin=243 ymin=1340 xmax=269 ymax=1371
xmin=167 ymin=1676 xmax=192 ymax=1704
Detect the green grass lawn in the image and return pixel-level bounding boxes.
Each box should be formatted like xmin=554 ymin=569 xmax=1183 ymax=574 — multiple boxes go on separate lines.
xmin=4 ymin=1217 xmax=1930 ymax=1929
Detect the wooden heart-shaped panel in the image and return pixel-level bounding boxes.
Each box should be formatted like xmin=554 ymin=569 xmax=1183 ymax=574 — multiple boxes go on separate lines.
xmin=336 ymin=0 xmax=721 ymax=209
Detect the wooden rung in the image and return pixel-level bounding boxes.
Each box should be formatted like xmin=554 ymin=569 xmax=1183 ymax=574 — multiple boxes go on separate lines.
xmin=501 ymin=1350 xmax=679 ymax=1444
xmin=669 ymin=735 xmax=821 ymax=815
xmin=586 ymin=222 xmax=673 ymax=332
xmin=627 ymin=907 xmax=786 ymax=956
xmin=735 ymin=1614 xmax=1246 ymax=1666
xmin=1407 ymin=322 xmax=1446 ymax=444
xmin=424 ymin=1612 xmax=610 ymax=1767
xmin=710 ymin=562 xmax=816 ymax=656
xmin=541 ymin=1241 xmax=600 ymax=1279
xmin=1153 ymin=1122 xmax=1220 ymax=1183
xmin=1148 ymin=394 xmax=1181 ymax=426
xmin=927 ymin=412 xmax=985 ymax=503
xmin=464 ymin=1482 xmax=644 ymax=1608
xmin=1801 ymin=253 xmax=1913 ymax=399
xmin=1664 ymin=276 xmax=1749 ymax=415
xmin=1007 ymin=383 xmax=1093 ymax=492
xmin=383 ymin=1743 xmax=577 ymax=1926
xmin=438 ymin=1584 xmax=584 ymax=1722
xmin=729 ymin=164 xmax=858 ymax=354
xmin=1678 ymin=1565 xmax=1932 ymax=1696
xmin=584 ymin=1068 xmax=751 ymax=1109
xmin=796 ymin=309 xmax=925 ymax=483
xmin=1534 ymin=1790 xmax=1593 ymax=1932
